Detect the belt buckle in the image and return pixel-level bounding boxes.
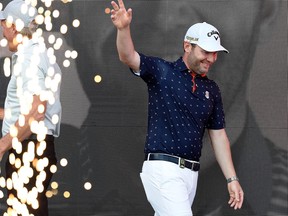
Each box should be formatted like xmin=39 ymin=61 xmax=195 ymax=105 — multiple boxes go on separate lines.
xmin=179 ymin=158 xmax=185 ymax=169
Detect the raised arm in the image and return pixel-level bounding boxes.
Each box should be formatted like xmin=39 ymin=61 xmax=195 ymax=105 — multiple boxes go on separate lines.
xmin=208 ymin=128 xmax=244 ymax=210
xmin=111 ymin=0 xmax=140 ymax=71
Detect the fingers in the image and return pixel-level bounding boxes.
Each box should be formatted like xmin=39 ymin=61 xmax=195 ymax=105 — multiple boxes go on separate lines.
xmin=111 ymin=0 xmax=125 ymax=11
xmin=110 ymin=1 xmax=121 ymax=22
xmin=227 ymin=181 xmax=244 ymax=210
xmin=228 ymin=196 xmax=238 ymax=209
xmin=238 ymin=190 xmax=244 ymax=208
xmin=110 ymin=0 xmax=132 ymax=29
xmin=118 ymin=0 xmax=125 ymax=9
xmin=111 ymin=1 xmax=120 ymax=11
xmin=110 ymin=0 xmax=127 ymax=17
xmin=228 ymin=190 xmax=244 ymax=210
xmin=127 ymin=8 xmax=132 ymax=17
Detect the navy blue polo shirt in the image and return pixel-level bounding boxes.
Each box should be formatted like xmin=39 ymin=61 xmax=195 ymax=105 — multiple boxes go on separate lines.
xmin=134 ymin=53 xmax=225 ymax=162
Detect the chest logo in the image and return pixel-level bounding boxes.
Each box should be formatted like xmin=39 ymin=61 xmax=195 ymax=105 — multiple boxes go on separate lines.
xmin=205 ymin=91 xmax=210 ymax=99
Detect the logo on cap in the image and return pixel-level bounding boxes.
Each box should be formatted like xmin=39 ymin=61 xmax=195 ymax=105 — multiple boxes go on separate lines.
xmin=207 ymin=30 xmax=220 ymax=41
xmin=186 ymin=36 xmax=198 ymax=42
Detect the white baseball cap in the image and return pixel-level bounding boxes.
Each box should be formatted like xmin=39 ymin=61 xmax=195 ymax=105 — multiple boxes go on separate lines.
xmin=0 ymin=0 xmax=37 ymax=28
xmin=184 ymin=22 xmax=229 ymax=53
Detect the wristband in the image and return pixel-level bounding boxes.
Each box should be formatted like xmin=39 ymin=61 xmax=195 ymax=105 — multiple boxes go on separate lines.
xmin=227 ymin=176 xmax=239 ymax=183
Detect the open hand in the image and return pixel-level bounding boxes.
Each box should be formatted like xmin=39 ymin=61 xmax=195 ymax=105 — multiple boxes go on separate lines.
xmin=110 ymin=0 xmax=132 ymax=30
xmin=228 ymin=181 xmax=244 ymax=210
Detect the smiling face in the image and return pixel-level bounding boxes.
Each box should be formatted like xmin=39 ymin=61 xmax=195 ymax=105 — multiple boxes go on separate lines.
xmin=1 ymin=20 xmax=18 ymax=52
xmin=183 ymin=42 xmax=218 ymax=75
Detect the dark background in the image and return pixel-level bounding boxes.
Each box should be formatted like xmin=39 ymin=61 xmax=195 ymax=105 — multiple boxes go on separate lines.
xmin=0 ymin=0 xmax=287 ymax=215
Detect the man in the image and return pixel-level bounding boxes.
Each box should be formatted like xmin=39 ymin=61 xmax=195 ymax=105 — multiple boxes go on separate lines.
xmin=110 ymin=0 xmax=244 ymax=215
xmin=0 ymin=0 xmax=62 ymax=215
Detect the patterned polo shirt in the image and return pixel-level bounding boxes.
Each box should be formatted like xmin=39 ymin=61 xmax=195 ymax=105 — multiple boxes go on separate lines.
xmin=134 ymin=53 xmax=225 ymax=162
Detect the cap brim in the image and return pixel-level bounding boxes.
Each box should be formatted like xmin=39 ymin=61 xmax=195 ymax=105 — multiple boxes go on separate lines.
xmin=198 ymin=43 xmax=229 ymax=53
xmin=216 ymin=46 xmax=229 ymax=53
xmin=217 ymin=45 xmax=229 ymax=53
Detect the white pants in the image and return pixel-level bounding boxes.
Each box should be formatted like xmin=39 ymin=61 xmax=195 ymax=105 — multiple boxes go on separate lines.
xmin=140 ymin=160 xmax=198 ymax=216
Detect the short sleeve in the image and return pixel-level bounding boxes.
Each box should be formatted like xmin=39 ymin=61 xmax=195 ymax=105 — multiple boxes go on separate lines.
xmin=130 ymin=53 xmax=163 ymax=85
xmin=206 ymin=84 xmax=226 ymax=129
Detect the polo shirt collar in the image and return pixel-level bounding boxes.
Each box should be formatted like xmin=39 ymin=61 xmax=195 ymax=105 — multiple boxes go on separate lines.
xmin=173 ymin=57 xmax=188 ymax=72
xmin=14 ymin=38 xmax=39 ymax=56
xmin=173 ymin=57 xmax=207 ymax=78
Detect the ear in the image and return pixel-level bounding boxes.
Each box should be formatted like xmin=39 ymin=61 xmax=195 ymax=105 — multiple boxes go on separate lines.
xmin=183 ymin=41 xmax=192 ymax=53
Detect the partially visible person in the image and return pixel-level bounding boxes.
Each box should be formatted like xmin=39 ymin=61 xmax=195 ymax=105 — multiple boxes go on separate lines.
xmin=110 ymin=0 xmax=244 ymax=215
xmin=0 ymin=108 xmax=4 ymax=119
xmin=0 ymin=0 xmax=62 ymax=215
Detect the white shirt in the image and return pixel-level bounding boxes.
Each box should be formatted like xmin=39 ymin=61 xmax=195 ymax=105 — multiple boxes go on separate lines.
xmin=2 ymin=38 xmax=62 ymax=137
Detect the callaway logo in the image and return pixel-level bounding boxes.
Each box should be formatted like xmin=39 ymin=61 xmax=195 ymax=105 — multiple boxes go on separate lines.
xmin=207 ymin=30 xmax=220 ymax=40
